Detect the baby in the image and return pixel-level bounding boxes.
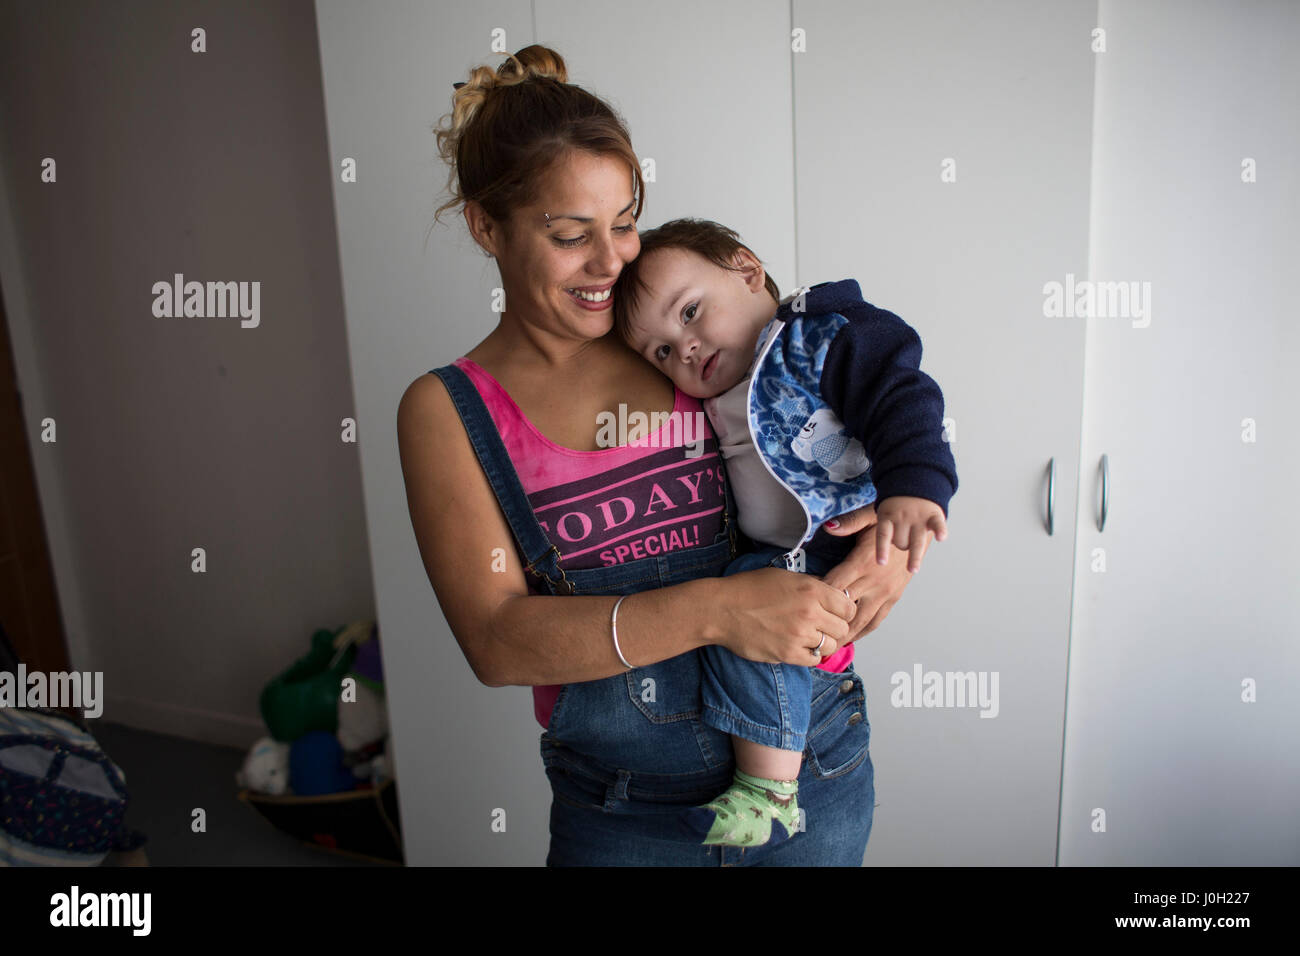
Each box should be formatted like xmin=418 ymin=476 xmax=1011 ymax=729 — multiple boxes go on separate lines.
xmin=611 ymin=219 xmax=958 ymax=848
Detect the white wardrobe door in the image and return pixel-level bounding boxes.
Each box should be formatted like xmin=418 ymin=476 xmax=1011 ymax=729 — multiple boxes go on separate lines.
xmin=793 ymin=0 xmax=1097 ymax=863
xmin=1061 ymin=0 xmax=1300 ymax=864
xmin=538 ymin=0 xmax=800 ymax=279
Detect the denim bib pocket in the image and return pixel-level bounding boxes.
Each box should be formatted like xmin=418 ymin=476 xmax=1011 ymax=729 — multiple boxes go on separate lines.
xmin=624 ymin=651 xmax=706 ymax=724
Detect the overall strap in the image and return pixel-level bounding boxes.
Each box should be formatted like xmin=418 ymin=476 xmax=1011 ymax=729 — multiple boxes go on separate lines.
xmin=430 ymin=364 xmax=574 ymax=595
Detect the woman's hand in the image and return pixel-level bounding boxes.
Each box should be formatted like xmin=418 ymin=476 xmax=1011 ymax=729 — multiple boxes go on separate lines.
xmin=711 ymin=567 xmax=857 ymax=666
xmin=820 ymin=505 xmax=921 ymax=643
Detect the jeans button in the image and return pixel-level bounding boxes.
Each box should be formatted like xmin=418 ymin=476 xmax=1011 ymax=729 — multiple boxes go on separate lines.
xmin=847 ymin=712 xmax=863 ymax=725
xmin=839 ymin=679 xmax=854 ymax=694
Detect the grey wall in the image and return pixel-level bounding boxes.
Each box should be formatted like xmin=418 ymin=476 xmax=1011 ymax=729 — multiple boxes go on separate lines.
xmin=0 ymin=0 xmax=373 ymax=747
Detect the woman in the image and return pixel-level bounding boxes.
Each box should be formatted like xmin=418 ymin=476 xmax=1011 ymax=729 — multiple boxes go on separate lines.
xmin=397 ymin=45 xmax=919 ymax=865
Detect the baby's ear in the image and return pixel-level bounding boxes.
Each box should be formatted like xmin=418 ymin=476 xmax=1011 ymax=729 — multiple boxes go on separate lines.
xmin=731 ymin=248 xmax=766 ymax=291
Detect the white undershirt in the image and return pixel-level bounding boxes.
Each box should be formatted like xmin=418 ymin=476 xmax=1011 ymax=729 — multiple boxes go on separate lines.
xmin=704 ymin=372 xmax=807 ymax=550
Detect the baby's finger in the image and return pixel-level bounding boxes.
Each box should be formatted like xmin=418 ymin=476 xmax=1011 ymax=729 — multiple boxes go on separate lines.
xmin=907 ymin=531 xmax=932 ymax=572
xmin=929 ymin=513 xmax=948 ymax=542
xmin=893 ymin=521 xmax=915 ymax=552
xmin=875 ymin=518 xmax=893 ymax=565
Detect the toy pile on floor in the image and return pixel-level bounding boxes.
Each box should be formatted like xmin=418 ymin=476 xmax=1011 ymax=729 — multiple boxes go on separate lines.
xmin=235 ymin=621 xmax=402 ymax=863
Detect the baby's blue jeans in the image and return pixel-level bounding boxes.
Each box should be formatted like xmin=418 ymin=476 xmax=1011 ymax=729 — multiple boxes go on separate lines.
xmin=701 ymin=542 xmax=848 ymax=753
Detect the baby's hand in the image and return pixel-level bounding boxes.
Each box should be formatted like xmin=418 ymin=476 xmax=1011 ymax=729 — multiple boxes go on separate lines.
xmin=872 ymin=496 xmax=948 ymax=572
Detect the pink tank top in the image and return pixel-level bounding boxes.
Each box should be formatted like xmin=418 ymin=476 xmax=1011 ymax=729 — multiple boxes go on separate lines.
xmin=452 ymin=357 xmax=851 ymax=729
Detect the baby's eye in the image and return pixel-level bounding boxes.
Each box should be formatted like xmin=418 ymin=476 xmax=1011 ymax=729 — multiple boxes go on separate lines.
xmin=683 ymin=303 xmax=698 ymax=322
xmin=654 ymin=344 xmax=671 ymax=361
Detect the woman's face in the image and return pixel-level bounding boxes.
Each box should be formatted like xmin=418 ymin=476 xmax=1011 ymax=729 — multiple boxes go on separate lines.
xmin=482 ymin=150 xmax=641 ymax=343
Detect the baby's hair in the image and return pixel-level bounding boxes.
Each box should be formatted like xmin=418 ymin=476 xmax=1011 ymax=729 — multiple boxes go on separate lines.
xmin=612 ymin=218 xmax=781 ymax=339
xmin=430 ymin=44 xmax=644 ymax=240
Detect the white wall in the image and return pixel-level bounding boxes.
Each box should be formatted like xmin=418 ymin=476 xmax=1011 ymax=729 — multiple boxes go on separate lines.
xmin=0 ymin=0 xmax=373 ymax=747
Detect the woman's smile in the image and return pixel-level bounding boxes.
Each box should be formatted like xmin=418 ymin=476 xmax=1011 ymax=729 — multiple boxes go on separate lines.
xmin=564 ymin=281 xmax=615 ymax=310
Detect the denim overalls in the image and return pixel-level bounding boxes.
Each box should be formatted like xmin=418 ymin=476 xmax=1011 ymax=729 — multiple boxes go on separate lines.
xmin=433 ymin=363 xmax=875 ymax=866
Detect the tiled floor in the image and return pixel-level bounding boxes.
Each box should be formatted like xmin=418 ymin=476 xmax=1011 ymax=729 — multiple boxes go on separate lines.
xmin=90 ymin=722 xmax=389 ymax=866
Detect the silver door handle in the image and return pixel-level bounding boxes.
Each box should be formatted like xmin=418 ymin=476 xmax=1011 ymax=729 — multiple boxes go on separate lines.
xmin=1098 ymin=454 xmax=1109 ymax=532
xmin=1046 ymin=457 xmax=1055 ymax=536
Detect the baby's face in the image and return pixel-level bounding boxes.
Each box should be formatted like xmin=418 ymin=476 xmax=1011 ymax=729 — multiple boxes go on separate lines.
xmin=621 ymin=247 xmax=776 ymax=399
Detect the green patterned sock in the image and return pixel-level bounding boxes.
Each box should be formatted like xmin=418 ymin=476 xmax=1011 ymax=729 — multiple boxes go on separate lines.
xmin=683 ymin=769 xmax=801 ymax=847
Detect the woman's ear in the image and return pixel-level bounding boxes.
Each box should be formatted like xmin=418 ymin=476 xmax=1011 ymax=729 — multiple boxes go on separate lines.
xmin=463 ymin=200 xmax=503 ymax=259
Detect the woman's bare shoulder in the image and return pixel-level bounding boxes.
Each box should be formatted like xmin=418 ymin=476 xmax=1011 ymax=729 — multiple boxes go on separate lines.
xmin=396 ymin=369 xmax=477 ymax=480
xmin=397 ymin=369 xmax=456 ymax=432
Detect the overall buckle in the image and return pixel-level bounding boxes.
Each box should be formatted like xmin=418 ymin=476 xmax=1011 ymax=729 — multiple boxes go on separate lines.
xmin=525 ymin=545 xmax=575 ymax=595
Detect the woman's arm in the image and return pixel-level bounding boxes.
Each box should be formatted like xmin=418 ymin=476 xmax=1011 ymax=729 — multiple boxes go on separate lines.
xmin=397 ymin=373 xmax=857 ymax=687
xmin=819 ymin=505 xmax=925 ymax=641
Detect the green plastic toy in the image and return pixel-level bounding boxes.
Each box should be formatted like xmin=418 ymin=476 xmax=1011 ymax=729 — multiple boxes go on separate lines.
xmin=260 ymin=627 xmax=359 ymax=743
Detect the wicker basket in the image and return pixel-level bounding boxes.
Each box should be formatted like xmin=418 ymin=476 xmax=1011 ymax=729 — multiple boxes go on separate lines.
xmin=237 ymin=779 xmax=402 ymax=864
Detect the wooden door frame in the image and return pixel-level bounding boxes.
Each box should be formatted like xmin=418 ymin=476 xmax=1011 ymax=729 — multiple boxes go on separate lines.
xmin=0 ymin=273 xmax=73 ymax=682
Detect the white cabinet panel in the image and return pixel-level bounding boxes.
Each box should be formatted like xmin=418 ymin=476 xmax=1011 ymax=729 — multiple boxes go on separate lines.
xmin=537 ymin=0 xmax=798 ymax=278
xmin=1061 ymin=0 xmax=1300 ymax=865
xmin=793 ymin=0 xmax=1097 ymax=863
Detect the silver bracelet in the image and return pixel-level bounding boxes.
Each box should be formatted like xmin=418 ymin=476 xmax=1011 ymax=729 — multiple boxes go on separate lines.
xmin=611 ymin=595 xmax=634 ymax=670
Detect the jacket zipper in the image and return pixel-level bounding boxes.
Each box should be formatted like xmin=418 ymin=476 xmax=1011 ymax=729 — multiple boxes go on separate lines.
xmin=745 ymin=318 xmax=813 ymax=572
